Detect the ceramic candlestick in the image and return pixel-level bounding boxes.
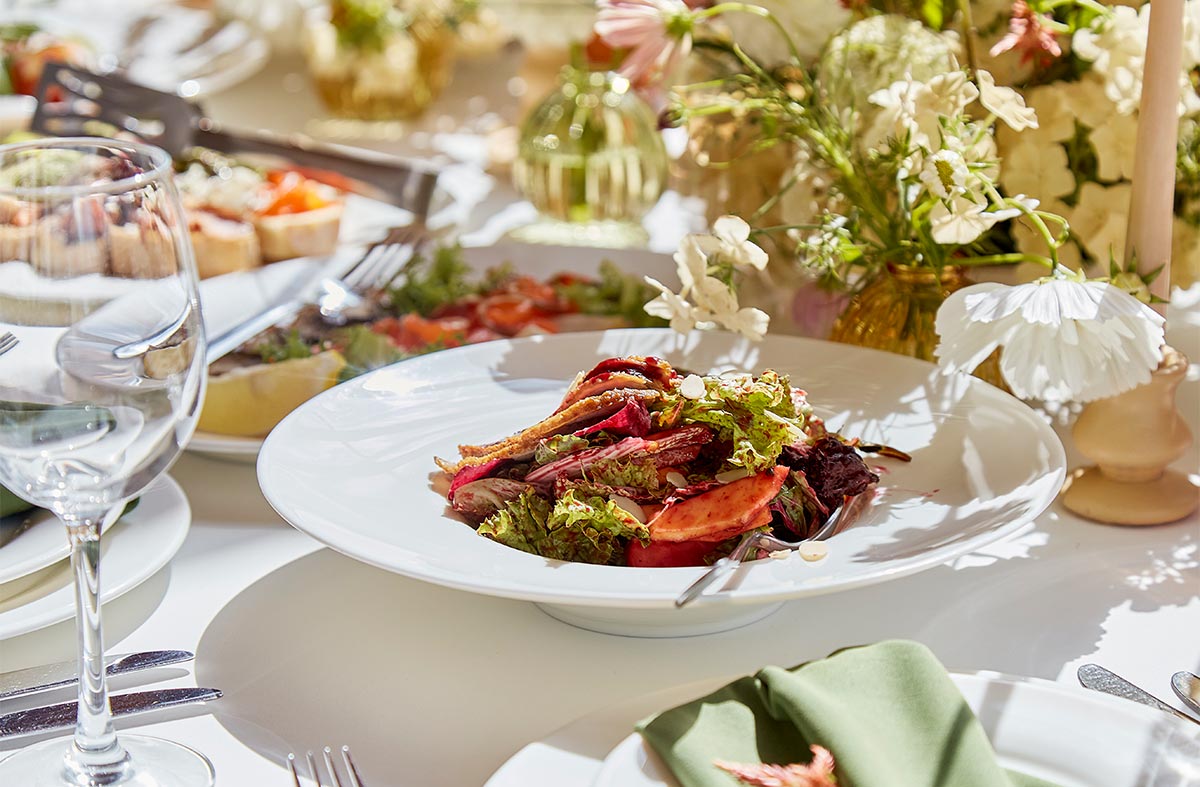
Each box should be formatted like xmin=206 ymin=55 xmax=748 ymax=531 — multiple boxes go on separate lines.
xmin=1062 ymin=347 xmax=1198 ymax=525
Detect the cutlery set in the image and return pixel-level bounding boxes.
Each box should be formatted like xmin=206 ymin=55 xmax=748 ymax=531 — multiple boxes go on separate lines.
xmin=0 ymin=650 xmax=218 ymax=739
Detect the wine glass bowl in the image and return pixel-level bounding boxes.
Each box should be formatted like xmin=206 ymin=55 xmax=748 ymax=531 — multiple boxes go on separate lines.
xmin=0 ymin=138 xmax=211 ymax=786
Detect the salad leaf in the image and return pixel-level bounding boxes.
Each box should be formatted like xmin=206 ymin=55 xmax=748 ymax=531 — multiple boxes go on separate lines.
xmin=586 ymin=456 xmax=663 ymax=495
xmin=771 ymin=471 xmax=828 ymax=539
xmin=477 ymin=490 xmax=553 ymax=556
xmin=668 ymin=371 xmax=808 ymax=474
xmin=333 ymin=324 xmax=409 ymax=382
xmin=253 ymin=330 xmax=312 ymax=364
xmin=477 ymin=486 xmax=649 ymax=565
xmin=554 ymin=260 xmax=668 ymax=328
xmin=534 ymin=434 xmax=590 ymax=466
xmin=546 ymin=485 xmax=650 ymax=563
xmin=386 ymin=244 xmax=478 ymax=317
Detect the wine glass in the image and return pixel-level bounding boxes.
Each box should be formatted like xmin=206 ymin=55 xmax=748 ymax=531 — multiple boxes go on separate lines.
xmin=0 ymin=138 xmax=210 ymax=785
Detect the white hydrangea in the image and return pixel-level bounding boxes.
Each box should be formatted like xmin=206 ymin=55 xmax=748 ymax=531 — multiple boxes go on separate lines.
xmin=1070 ymin=181 xmax=1132 ymax=262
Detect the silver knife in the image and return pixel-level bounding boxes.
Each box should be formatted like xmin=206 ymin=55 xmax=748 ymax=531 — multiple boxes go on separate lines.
xmin=0 ymin=687 xmax=222 ymax=738
xmin=1077 ymin=664 xmax=1199 ymax=726
xmin=0 ymin=651 xmax=194 ymax=702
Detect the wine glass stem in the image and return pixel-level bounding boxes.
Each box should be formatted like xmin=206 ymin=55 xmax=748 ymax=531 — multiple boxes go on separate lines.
xmin=64 ymin=512 xmax=131 ymax=783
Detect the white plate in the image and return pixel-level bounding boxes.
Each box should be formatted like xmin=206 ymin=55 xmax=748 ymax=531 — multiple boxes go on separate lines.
xmin=486 ymin=672 xmax=1200 ymax=787
xmin=0 ymin=506 xmax=122 ymax=586
xmin=0 ymin=476 xmax=190 ymax=640
xmin=190 ymin=243 xmax=676 ymax=462
xmin=0 ymin=0 xmax=269 ymax=97
xmin=258 ymin=329 xmax=1066 ymax=636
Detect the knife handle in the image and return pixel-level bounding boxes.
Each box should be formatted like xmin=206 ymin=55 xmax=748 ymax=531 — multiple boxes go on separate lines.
xmin=0 ymin=688 xmax=222 ymax=738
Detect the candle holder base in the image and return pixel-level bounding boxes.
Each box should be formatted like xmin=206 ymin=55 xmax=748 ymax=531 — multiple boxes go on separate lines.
xmin=1061 ymin=346 xmax=1198 ymax=527
xmin=1061 ymin=466 xmax=1198 ymax=525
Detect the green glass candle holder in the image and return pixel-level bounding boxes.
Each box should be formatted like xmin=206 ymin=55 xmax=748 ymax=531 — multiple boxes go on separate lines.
xmin=511 ymin=68 xmax=667 ymax=247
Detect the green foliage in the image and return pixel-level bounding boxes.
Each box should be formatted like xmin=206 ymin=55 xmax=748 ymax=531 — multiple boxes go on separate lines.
xmin=332 ymin=324 xmax=410 ymax=382
xmin=253 ymin=330 xmax=313 ymax=364
xmin=533 ymin=434 xmax=590 ymax=466
xmin=553 ymin=260 xmax=669 ymax=328
xmin=385 ymin=244 xmax=478 ymax=317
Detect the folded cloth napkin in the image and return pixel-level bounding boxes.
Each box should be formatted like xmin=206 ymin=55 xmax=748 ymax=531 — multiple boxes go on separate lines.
xmin=638 ymin=640 xmax=1057 ymax=787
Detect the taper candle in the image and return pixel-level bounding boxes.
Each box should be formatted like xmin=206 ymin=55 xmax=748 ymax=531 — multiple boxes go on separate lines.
xmin=1124 ymin=0 xmax=1186 ymax=304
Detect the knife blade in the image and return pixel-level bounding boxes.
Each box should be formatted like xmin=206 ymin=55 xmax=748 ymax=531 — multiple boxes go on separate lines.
xmin=1077 ymin=664 xmax=1199 ymax=726
xmin=0 ymin=687 xmax=222 ymax=738
xmin=0 ymin=651 xmax=195 ymax=702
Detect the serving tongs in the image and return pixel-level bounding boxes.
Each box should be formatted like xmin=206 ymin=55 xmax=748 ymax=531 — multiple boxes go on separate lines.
xmin=31 ymin=63 xmax=440 ymax=220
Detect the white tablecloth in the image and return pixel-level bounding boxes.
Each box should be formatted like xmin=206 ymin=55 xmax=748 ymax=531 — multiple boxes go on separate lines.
xmin=1 ymin=52 xmax=1198 ymax=787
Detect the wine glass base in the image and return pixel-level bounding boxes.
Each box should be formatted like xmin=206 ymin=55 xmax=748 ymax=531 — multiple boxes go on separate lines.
xmin=0 ymin=734 xmax=214 ymax=786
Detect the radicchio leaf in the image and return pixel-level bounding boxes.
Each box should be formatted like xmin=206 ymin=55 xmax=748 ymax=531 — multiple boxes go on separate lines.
xmin=781 ymin=437 xmax=878 ymax=510
xmin=573 ymin=399 xmax=652 ymax=438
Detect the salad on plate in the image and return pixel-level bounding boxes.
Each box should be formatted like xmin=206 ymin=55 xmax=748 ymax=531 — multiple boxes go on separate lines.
xmin=199 ymin=248 xmax=666 ymax=438
xmin=437 ymin=356 xmax=890 ymax=567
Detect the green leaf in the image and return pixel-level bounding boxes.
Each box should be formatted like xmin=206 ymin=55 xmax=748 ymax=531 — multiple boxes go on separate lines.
xmin=332 ymin=324 xmax=409 ymax=382
xmin=385 ymin=244 xmax=478 ymax=318
xmin=586 ymin=456 xmax=664 ymax=495
xmin=477 ymin=487 xmax=649 ymax=565
xmin=667 ymin=370 xmax=809 ymax=474
xmin=533 ymin=434 xmax=590 ymax=466
xmin=253 ymin=330 xmax=313 ymax=364
xmin=553 ymin=260 xmax=668 ymax=328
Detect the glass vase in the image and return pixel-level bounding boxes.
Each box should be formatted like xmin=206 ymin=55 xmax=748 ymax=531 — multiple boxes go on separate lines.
xmin=303 ymin=5 xmax=456 ymax=120
xmin=511 ymin=69 xmax=667 ymax=247
xmin=829 ymin=263 xmax=1007 ymax=389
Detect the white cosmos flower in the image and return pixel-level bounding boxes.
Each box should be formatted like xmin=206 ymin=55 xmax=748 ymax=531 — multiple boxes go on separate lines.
xmin=644 ymin=276 xmax=698 ymax=333
xmin=976 ymin=70 xmax=1038 ymax=131
xmin=690 ymin=276 xmax=770 ymax=340
xmin=935 ymin=278 xmax=1166 ymax=402
xmin=672 ymin=235 xmax=708 ymax=295
xmin=695 ymin=215 xmax=770 ymax=270
xmin=929 ymin=196 xmax=1018 ymax=244
xmin=920 ymin=150 xmax=970 ymax=200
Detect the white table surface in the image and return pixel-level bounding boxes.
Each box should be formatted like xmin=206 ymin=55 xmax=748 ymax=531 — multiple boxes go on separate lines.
xmin=2 ymin=50 xmax=1199 ymax=787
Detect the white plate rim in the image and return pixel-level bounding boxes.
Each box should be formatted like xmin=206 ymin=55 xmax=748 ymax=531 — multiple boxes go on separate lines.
xmin=0 ymin=476 xmax=190 ymax=640
xmin=485 ymin=670 xmax=1195 ymax=787
xmin=257 ymin=328 xmax=1067 ymax=608
xmin=0 ymin=507 xmax=122 ymax=585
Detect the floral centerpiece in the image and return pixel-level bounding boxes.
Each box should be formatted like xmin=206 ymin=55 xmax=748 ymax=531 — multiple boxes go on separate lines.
xmin=586 ymin=0 xmax=1180 ymax=404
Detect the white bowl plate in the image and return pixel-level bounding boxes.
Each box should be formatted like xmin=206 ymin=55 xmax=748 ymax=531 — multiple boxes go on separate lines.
xmin=258 ymin=329 xmax=1066 ymax=636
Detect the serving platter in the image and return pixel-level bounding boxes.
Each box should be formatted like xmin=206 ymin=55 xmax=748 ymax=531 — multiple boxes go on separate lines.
xmin=189 ymin=243 xmax=676 ymax=462
xmin=258 ymin=328 xmax=1066 ymax=636
xmin=486 ymin=672 xmax=1200 ymax=786
xmin=0 ymin=476 xmax=190 ymax=640
xmin=0 ymin=0 xmax=269 ymax=98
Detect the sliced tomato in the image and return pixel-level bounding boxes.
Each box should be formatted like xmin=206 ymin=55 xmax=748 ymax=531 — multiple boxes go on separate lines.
xmin=478 ymin=293 xmax=537 ymax=335
xmin=260 ymin=171 xmax=332 ymax=216
xmin=9 ymin=43 xmax=87 ymax=96
xmin=378 ymin=313 xmax=469 ymax=351
xmin=625 ymin=538 xmax=724 ymax=568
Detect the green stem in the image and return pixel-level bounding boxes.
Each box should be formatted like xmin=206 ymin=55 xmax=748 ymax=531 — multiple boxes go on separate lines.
xmin=958 ymin=252 xmax=1055 ymax=267
xmin=696 ymin=3 xmax=804 ymax=64
xmin=956 ymin=0 xmax=979 ymax=76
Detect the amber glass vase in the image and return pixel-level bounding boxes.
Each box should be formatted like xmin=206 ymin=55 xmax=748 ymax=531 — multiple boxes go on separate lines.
xmin=830 ymin=263 xmax=1007 ymax=388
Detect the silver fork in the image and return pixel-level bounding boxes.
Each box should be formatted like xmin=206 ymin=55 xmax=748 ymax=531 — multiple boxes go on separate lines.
xmin=287 ymin=745 xmax=365 ymax=787
xmin=204 ymin=224 xmax=429 ymax=364
xmin=0 ymin=332 xmax=16 ymax=357
xmin=675 ymin=491 xmax=870 ymax=608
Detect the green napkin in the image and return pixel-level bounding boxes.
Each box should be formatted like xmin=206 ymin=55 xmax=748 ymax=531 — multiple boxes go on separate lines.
xmin=638 ymin=640 xmax=1058 ymax=787
xmin=0 ymin=484 xmax=33 ymax=518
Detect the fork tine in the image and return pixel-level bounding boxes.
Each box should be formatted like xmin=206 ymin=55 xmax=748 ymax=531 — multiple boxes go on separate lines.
xmin=306 ymin=751 xmax=324 ymax=787
xmin=341 ymin=746 xmax=364 ymax=787
xmin=341 ymin=244 xmax=389 ymax=293
xmin=287 ymin=753 xmax=303 ymax=787
xmin=368 ymin=241 xmax=420 ymax=291
xmin=322 ymin=747 xmax=344 ymax=787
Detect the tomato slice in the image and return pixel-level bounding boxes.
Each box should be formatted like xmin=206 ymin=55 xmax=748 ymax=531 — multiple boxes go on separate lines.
xmin=625 ymin=539 xmax=725 ymax=568
xmin=260 ymin=171 xmax=332 ymax=216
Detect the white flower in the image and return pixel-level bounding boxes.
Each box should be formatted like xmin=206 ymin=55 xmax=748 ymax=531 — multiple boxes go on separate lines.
xmin=696 ymin=215 xmax=769 ymax=271
xmin=920 ymin=149 xmax=970 ymax=199
xmin=935 ymin=278 xmax=1166 ymax=402
xmin=866 ymin=77 xmax=927 ymax=148
xmin=1066 ymin=73 xmax=1116 ymax=130
xmin=929 ymin=196 xmax=1015 ymax=244
xmin=1070 ymin=181 xmax=1132 ymax=262
xmin=644 ymin=276 xmax=698 ymax=333
xmin=1022 ymin=85 xmax=1077 ymax=142
xmin=1072 ymin=6 xmax=1146 ymax=115
xmin=672 ymin=235 xmax=708 ymax=295
xmin=976 ymin=70 xmax=1038 ymax=131
xmin=692 ymin=276 xmax=770 ymax=340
